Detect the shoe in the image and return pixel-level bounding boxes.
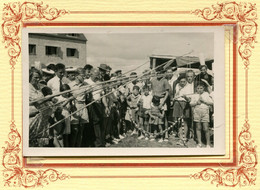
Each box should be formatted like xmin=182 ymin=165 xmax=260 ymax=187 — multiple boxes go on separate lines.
xmin=158 ymin=138 xmax=163 ymax=143
xmin=177 ymin=140 xmax=184 ymax=146
xmin=138 ymin=135 xmax=144 ymax=140
xmin=123 ymin=133 xmax=126 ymax=137
xmin=105 ymin=142 xmax=111 ymax=147
xmin=150 ymin=138 xmax=155 ymax=141
xmin=197 ymin=144 xmax=202 ymax=148
xmin=112 ymin=139 xmax=118 ymax=144
xmin=164 ymin=138 xmax=169 ymax=142
xmin=119 ymin=135 xmax=125 ymax=139
xmin=145 ymin=137 xmax=149 ymax=140
xmin=131 ymin=130 xmax=137 ymax=136
xmin=206 ymin=145 xmax=211 ymax=148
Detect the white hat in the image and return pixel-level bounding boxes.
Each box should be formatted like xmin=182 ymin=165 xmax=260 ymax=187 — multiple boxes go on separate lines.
xmin=66 ymin=67 xmax=77 ymax=72
xmin=42 ymin=68 xmax=54 ymax=75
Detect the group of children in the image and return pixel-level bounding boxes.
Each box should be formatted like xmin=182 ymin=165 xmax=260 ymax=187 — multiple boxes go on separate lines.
xmin=29 ymin=63 xmax=214 ymax=148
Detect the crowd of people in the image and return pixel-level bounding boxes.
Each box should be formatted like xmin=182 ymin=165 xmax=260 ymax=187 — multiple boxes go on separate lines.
xmin=29 ymin=62 xmax=214 ymax=148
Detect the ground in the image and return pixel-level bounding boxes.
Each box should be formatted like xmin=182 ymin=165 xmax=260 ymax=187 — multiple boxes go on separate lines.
xmin=109 ymin=131 xmax=205 ymax=148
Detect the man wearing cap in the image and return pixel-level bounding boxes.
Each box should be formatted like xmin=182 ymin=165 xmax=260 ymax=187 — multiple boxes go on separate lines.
xmin=85 ymin=68 xmax=109 ymax=147
xmin=66 ymin=67 xmax=78 ymax=83
xmin=40 ymin=68 xmax=55 ymax=85
xmin=104 ymin=65 xmax=112 ymax=81
xmin=98 ymin=63 xmax=109 ymax=82
xmin=115 ymin=70 xmax=122 ymax=78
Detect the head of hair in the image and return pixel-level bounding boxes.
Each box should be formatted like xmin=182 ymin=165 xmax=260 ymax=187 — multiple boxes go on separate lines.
xmin=177 ymin=74 xmax=186 ymax=81
xmin=41 ymin=86 xmax=53 ymax=96
xmin=130 ymin=72 xmax=137 ymax=76
xmin=55 ymin=63 xmax=65 ymax=72
xmin=196 ymin=81 xmax=206 ymax=89
xmin=133 ymin=85 xmax=140 ymax=92
xmin=84 ymin=64 xmax=93 ymax=71
xmin=29 ymin=68 xmax=42 ymax=82
xmin=152 ymin=95 xmax=160 ymax=106
xmin=199 ymin=65 xmax=208 ymax=70
xmin=186 ymin=69 xmax=195 ymax=76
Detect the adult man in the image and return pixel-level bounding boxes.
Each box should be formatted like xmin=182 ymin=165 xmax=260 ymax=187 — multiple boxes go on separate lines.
xmin=195 ymin=65 xmax=213 ymax=86
xmin=185 ymin=70 xmax=196 ymax=93
xmin=150 ymin=70 xmax=170 ymax=141
xmin=84 ymin=64 xmax=93 ymax=80
xmin=68 ymin=74 xmax=89 ymax=147
xmin=47 ymin=63 xmax=65 ymax=94
xmin=85 ymin=68 xmax=109 ymax=147
xmin=98 ymin=64 xmax=108 ymax=81
xmin=65 ymin=67 xmax=77 ymax=83
xmin=172 ymin=74 xmax=191 ymax=145
xmin=115 ymin=70 xmax=122 ymax=78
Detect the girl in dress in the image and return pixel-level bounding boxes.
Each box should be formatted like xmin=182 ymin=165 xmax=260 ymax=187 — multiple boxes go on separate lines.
xmin=147 ymin=95 xmax=164 ymax=142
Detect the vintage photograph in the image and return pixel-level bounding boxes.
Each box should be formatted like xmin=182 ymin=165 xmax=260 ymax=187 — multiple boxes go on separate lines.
xmin=23 ymin=27 xmax=225 ymax=156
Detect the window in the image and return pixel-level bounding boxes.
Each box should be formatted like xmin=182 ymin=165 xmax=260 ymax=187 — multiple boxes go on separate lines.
xmin=67 ymin=48 xmax=79 ymax=58
xmin=29 ymin=44 xmax=36 ymax=55
xmin=46 ymin=46 xmax=58 ymax=56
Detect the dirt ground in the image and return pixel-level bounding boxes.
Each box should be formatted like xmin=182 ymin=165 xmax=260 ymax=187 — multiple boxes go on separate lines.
xmin=109 ymin=131 xmax=210 ymax=148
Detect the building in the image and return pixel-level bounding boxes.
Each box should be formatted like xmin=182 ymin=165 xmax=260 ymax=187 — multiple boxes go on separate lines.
xmin=28 ymin=33 xmax=87 ymax=67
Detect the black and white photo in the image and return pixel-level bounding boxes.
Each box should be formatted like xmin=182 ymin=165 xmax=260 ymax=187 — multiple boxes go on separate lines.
xmin=23 ymin=27 xmax=225 ymax=156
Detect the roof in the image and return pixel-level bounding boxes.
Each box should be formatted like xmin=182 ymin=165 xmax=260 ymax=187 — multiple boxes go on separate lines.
xmin=29 ymin=33 xmax=87 ymax=42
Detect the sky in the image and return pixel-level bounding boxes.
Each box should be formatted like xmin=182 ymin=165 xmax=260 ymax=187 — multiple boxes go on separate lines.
xmin=85 ymin=32 xmax=214 ymax=75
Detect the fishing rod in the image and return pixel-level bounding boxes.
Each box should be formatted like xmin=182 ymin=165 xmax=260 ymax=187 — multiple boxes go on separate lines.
xmin=31 ymin=58 xmax=173 ymax=139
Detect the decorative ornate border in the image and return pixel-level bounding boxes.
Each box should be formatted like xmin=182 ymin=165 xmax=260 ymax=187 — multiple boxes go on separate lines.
xmin=191 ymin=2 xmax=257 ymax=187
xmin=2 ymin=1 xmax=69 ymax=187
xmin=1 ymin=1 xmax=257 ymax=188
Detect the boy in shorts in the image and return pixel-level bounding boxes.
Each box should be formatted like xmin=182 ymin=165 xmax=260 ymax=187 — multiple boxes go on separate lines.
xmin=189 ymin=82 xmax=213 ymax=148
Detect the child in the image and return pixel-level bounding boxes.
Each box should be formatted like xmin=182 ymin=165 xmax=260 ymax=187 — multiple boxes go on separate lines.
xmin=56 ymin=84 xmax=74 ymax=147
xmin=189 ymin=82 xmax=213 ymax=148
xmin=137 ymin=85 xmax=152 ymax=140
xmin=41 ymin=86 xmax=66 ymax=148
xmin=148 ymin=95 xmax=164 ymax=142
xmin=127 ymin=85 xmax=141 ymax=135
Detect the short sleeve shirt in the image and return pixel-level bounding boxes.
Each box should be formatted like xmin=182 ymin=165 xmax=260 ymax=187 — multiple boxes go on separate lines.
xmin=151 ymin=77 xmax=170 ymax=97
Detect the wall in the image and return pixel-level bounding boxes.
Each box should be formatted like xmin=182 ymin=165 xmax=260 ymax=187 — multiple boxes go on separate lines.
xmin=29 ymin=35 xmax=87 ymax=68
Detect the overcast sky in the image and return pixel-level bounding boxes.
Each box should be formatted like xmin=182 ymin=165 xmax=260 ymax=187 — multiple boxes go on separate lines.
xmin=85 ymin=32 xmax=214 ymax=74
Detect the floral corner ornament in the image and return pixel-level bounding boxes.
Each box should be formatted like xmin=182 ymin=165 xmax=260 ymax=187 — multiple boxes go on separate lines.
xmin=192 ymin=1 xmax=257 ymax=68
xmin=2 ymin=1 xmax=69 ymax=69
xmin=2 ymin=1 xmax=69 ymax=187
xmin=191 ymin=2 xmax=257 ymax=187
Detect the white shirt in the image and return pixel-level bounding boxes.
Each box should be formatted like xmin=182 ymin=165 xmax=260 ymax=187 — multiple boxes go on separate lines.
xmin=175 ymin=83 xmax=194 ymax=101
xmin=186 ymin=82 xmax=194 ymax=94
xmin=68 ymin=81 xmax=86 ymax=102
xmin=47 ymin=76 xmax=62 ymax=95
xmin=140 ymin=94 xmax=152 ymax=109
xmin=84 ymin=78 xmax=102 ymax=101
xmin=190 ymin=92 xmax=213 ymax=109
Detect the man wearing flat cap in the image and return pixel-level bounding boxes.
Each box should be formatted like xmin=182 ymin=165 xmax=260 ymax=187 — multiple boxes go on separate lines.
xmin=115 ymin=70 xmax=122 ymax=78
xmin=98 ymin=63 xmax=108 ymax=81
